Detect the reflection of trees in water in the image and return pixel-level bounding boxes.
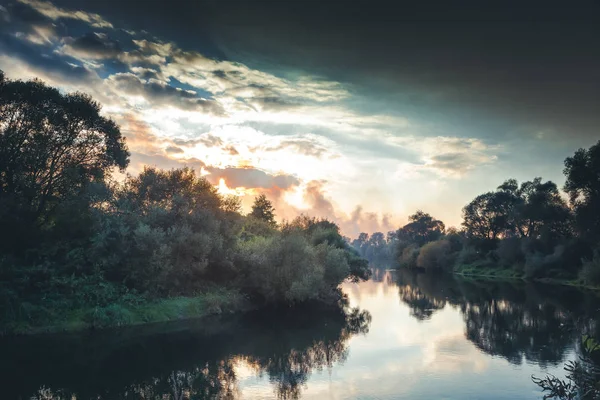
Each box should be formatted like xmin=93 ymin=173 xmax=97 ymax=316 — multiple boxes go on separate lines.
xmin=2 ymin=305 xmax=371 ymax=400
xmin=395 ymin=269 xmax=600 ymax=366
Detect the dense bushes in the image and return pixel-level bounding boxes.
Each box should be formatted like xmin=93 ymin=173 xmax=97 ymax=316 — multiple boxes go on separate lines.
xmin=236 ymin=233 xmax=350 ymax=303
xmin=416 ymin=240 xmax=452 ymax=271
xmin=0 ymin=73 xmax=370 ymax=332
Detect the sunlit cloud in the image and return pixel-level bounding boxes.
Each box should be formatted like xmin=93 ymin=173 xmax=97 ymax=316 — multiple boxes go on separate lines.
xmin=0 ymin=0 xmax=511 ymax=235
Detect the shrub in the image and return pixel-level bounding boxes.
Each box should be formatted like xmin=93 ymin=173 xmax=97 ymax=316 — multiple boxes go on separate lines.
xmin=579 ymin=249 xmax=600 ymax=286
xmin=523 ymin=245 xmax=565 ymax=279
xmin=399 ymin=244 xmax=420 ymax=269
xmin=496 ymin=237 xmax=524 ymax=267
xmin=417 ymin=240 xmax=452 ymax=271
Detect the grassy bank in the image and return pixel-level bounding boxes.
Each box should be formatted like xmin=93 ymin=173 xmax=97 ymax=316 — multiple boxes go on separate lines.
xmin=2 ymin=288 xmax=248 ymax=335
xmin=453 ymin=264 xmax=600 ymax=291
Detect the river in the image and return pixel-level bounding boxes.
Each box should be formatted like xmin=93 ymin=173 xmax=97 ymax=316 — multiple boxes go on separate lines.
xmin=1 ymin=269 xmax=599 ymax=399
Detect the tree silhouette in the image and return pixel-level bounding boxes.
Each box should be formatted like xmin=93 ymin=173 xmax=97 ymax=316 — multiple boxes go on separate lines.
xmin=0 ymin=71 xmax=129 ymax=252
xmin=564 ymin=140 xmax=600 ymax=242
xmin=250 ymin=194 xmax=277 ymax=227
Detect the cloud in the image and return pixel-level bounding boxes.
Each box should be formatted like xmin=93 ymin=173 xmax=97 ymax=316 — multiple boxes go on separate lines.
xmin=264 ymin=136 xmax=332 ymax=158
xmin=207 ymin=167 xmax=299 ymax=190
xmin=172 ymin=133 xmax=223 ymax=148
xmin=107 ymin=72 xmax=226 ymax=114
xmin=17 ymin=0 xmax=112 ymax=28
xmin=393 ymin=136 xmax=499 ymax=178
xmin=165 ymin=145 xmax=184 ymax=154
xmin=61 ymin=32 xmax=122 ymax=59
xmin=0 ymin=33 xmax=97 ymax=83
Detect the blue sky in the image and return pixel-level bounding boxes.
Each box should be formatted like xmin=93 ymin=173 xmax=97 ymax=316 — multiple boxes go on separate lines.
xmin=1 ymin=0 xmax=598 ymax=236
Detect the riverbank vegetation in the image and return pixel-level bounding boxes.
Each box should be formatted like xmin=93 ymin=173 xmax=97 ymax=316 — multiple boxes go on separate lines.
xmin=0 ymin=72 xmax=369 ymax=334
xmin=353 ymin=140 xmax=600 ymax=288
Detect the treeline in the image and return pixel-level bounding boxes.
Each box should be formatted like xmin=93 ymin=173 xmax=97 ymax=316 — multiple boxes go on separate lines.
xmin=0 ymin=72 xmax=369 ymax=332
xmin=353 ymin=141 xmax=600 ymax=286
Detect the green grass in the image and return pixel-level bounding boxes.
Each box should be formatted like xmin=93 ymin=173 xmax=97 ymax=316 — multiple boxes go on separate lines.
xmin=453 ymin=263 xmax=600 ymax=291
xmin=454 ymin=263 xmax=524 ymax=280
xmin=3 ymin=288 xmax=248 ymax=335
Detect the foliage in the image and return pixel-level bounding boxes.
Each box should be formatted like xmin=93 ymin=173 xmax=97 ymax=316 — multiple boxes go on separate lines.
xmin=399 ymin=244 xmax=420 ymax=269
xmin=250 ymin=193 xmax=277 ymax=227
xmin=0 ymin=73 xmax=129 ymax=253
xmin=416 ymin=240 xmax=453 ymax=271
xmin=564 ymin=140 xmax=600 ymax=242
xmin=351 ymin=230 xmax=396 ymax=266
xmin=533 ymin=335 xmax=600 ymax=399
xmin=383 ymin=140 xmax=600 ymax=283
xmin=580 ymin=248 xmax=600 ymax=286
xmin=397 ymin=210 xmax=445 ymax=247
xmin=0 ymin=72 xmax=369 ymax=333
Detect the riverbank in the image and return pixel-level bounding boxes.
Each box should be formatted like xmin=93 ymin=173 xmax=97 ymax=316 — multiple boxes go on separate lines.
xmin=2 ymin=288 xmax=249 ymax=335
xmin=453 ymin=264 xmax=600 ymax=291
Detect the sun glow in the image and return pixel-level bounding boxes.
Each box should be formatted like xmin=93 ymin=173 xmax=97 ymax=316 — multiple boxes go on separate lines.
xmin=216 ymin=178 xmax=249 ymax=197
xmin=283 ymin=184 xmax=310 ymax=209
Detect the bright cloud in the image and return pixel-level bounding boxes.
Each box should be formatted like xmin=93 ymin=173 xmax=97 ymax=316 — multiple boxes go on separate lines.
xmin=0 ymin=0 xmax=504 ymax=235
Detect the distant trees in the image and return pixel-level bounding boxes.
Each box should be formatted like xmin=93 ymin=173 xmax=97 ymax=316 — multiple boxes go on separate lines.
xmin=351 ymin=231 xmax=396 ymax=266
xmin=368 ymin=139 xmax=600 ymax=285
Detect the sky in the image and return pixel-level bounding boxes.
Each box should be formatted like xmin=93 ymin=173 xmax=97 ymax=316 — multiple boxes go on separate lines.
xmin=0 ymin=0 xmax=599 ymax=236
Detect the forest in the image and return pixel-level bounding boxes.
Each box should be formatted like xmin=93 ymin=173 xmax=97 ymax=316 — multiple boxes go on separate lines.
xmin=352 ymin=138 xmax=600 ymax=287
xmin=0 ymin=71 xmax=370 ymax=334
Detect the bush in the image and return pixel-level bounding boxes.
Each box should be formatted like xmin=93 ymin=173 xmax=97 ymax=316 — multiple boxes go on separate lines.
xmin=417 ymin=240 xmax=452 ymax=271
xmin=523 ymin=245 xmax=565 ymax=279
xmin=496 ymin=237 xmax=524 ymax=267
xmin=399 ymin=244 xmax=420 ymax=269
xmin=579 ymin=250 xmax=600 ymax=286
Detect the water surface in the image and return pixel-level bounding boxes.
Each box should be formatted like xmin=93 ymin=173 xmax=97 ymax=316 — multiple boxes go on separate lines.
xmin=2 ymin=269 xmax=599 ymax=399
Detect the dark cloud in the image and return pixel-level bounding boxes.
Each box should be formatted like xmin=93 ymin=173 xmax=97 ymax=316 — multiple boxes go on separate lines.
xmin=108 ymin=73 xmax=225 ymax=114
xmin=172 ymin=133 xmax=223 ymax=148
xmin=62 ymin=32 xmax=122 ymax=59
xmin=265 ymin=138 xmax=329 ymax=158
xmin=0 ymin=32 xmax=95 ymax=81
xmin=131 ymin=67 xmax=161 ymax=81
xmin=52 ymin=0 xmax=600 ymax=142
xmin=208 ymin=167 xmax=299 ymax=189
xmin=165 ymin=145 xmax=184 ymax=154
xmin=223 ymin=145 xmax=238 ymax=155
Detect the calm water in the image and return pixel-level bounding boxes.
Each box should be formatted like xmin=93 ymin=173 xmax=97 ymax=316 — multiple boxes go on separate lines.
xmin=2 ymin=269 xmax=599 ymax=399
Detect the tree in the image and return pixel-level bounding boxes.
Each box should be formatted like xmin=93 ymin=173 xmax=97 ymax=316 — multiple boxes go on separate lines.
xmin=513 ymin=178 xmax=571 ymax=240
xmin=462 ymin=191 xmax=515 ymax=240
xmin=250 ymin=194 xmax=276 ymax=227
xmin=564 ymin=140 xmax=600 ymax=242
xmin=0 ymin=71 xmax=129 ymax=251
xmin=497 ymin=178 xmax=572 ymax=240
xmin=463 ymin=178 xmax=571 ymax=244
xmin=396 ymin=211 xmax=445 ymax=246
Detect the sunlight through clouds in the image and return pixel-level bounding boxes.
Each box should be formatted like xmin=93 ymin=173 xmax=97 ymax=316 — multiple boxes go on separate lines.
xmin=0 ymin=0 xmax=507 ymax=233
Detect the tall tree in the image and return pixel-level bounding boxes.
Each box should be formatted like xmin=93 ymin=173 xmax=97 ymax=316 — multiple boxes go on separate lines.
xmin=0 ymin=72 xmax=129 ymax=251
xmin=463 ymin=178 xmax=571 ymax=242
xmin=564 ymin=140 xmax=600 ymax=242
xmin=250 ymin=193 xmax=276 ymax=227
xmin=462 ymin=191 xmax=515 ymax=240
xmin=512 ymin=178 xmax=571 ymax=240
xmin=396 ymin=211 xmax=445 ymax=246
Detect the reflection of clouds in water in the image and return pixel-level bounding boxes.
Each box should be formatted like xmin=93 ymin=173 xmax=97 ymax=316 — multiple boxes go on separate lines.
xmin=13 ymin=270 xmax=594 ymax=400
xmin=318 ymin=273 xmax=581 ymax=400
